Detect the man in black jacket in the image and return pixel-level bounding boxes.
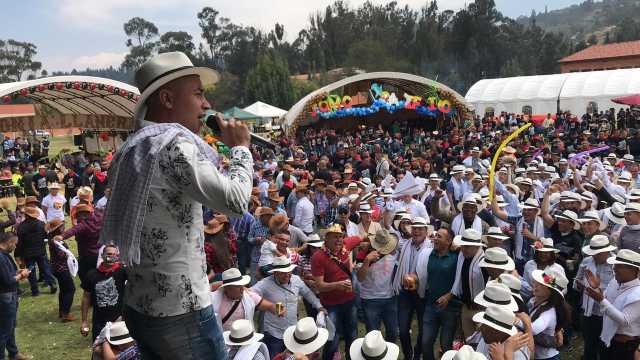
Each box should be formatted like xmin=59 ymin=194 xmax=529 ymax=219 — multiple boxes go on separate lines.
xmin=15 ymin=208 xmax=56 ymax=296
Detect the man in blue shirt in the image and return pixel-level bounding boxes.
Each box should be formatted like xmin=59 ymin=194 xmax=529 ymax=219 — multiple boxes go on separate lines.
xmin=0 ymin=232 xmax=29 ymax=360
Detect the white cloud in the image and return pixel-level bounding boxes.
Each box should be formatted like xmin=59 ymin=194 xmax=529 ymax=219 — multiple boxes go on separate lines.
xmin=70 ymin=52 xmax=127 ymax=69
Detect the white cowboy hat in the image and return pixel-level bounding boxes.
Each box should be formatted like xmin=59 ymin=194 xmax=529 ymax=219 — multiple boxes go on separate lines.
xmin=624 ymin=202 xmax=640 ymax=213
xmin=473 ymin=281 xmax=518 ymax=312
xmin=306 ymin=233 xmax=324 ymax=248
xmin=472 ymin=305 xmax=517 ymax=336
xmin=479 ymin=247 xmax=515 ymax=272
xmin=607 ymin=249 xmax=640 ymax=269
xmin=441 ymin=345 xmax=488 ymax=360
xmin=358 ymin=203 xmax=374 ymax=214
xmin=578 ymin=210 xmax=606 ymax=231
xmin=498 ymin=273 xmax=523 ymax=302
xmin=604 ymin=202 xmax=627 ymax=225
xmin=133 ymin=52 xmax=219 ymax=121
xmin=349 ymin=330 xmax=400 ymax=360
xmin=531 ymin=237 xmax=560 ymax=253
xmin=223 ymin=319 xmax=264 ymax=346
xmin=582 ymin=234 xmax=617 ymax=256
xmin=555 ymin=210 xmax=581 ymax=231
xmin=371 ymin=229 xmax=398 ymax=255
xmin=269 ymin=256 xmax=297 ymax=273
xmin=411 ymin=216 xmax=430 ymax=227
xmin=457 ymin=193 xmax=482 ymax=213
xmin=532 ymin=268 xmax=568 ymax=297
xmin=453 ymin=229 xmax=485 ymax=247
xmin=482 ymin=227 xmax=509 ymax=241
xmin=283 ymin=317 xmax=329 ymax=355
xmin=220 ymin=268 xmax=251 ymax=287
xmin=106 ymin=321 xmax=134 ymax=346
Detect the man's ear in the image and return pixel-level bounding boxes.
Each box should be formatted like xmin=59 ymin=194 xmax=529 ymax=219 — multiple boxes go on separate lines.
xmin=158 ymin=88 xmax=174 ymax=110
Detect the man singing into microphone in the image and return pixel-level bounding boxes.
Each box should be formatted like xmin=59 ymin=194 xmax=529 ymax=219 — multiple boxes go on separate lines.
xmin=101 ymin=52 xmax=253 ymax=360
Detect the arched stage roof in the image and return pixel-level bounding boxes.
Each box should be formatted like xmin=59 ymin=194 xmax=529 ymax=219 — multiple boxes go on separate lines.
xmin=0 ymin=76 xmax=139 ymax=131
xmin=284 ymin=72 xmax=471 ymax=133
xmin=465 ymin=68 xmax=640 ymax=116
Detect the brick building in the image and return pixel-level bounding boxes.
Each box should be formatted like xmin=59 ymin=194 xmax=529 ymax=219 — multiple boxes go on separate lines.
xmin=559 ymin=40 xmax=640 ymax=73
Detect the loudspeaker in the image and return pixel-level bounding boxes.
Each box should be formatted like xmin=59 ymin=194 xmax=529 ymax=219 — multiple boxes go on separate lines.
xmin=73 ymin=135 xmax=83 ymax=146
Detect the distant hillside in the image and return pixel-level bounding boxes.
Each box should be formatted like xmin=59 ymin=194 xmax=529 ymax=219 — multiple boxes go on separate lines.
xmin=50 ymin=66 xmax=133 ymax=85
xmin=518 ymin=0 xmax=640 ymax=46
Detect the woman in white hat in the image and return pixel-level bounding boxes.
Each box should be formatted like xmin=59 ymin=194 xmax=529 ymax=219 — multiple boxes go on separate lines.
xmin=521 ymin=238 xmax=565 ymax=302
xmin=251 ymin=257 xmax=325 ymax=357
xmin=574 ymin=235 xmax=616 ymax=360
xmin=349 ymin=330 xmax=399 ymax=360
xmin=583 ymin=249 xmax=640 ymax=359
xmin=211 ymin=268 xmax=282 ymax=332
xmin=472 ymin=305 xmax=530 ymax=360
xmin=224 ymin=319 xmax=269 ymax=360
xmin=282 ymin=317 xmax=328 ymax=358
xmin=528 ymin=267 xmax=570 ymax=360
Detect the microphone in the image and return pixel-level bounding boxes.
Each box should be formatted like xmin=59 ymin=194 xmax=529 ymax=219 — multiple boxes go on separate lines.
xmin=203 ymin=112 xmax=276 ymax=150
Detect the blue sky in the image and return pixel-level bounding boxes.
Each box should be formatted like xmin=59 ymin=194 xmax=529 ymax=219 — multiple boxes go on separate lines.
xmin=1 ymin=0 xmax=582 ymax=73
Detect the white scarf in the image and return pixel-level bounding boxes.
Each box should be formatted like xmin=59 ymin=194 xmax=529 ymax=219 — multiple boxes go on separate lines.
xmin=451 ymin=214 xmax=482 ymax=236
xmin=393 ymin=239 xmax=429 ymax=295
xmin=514 ymin=216 xmax=545 ymax=261
xmin=416 ymin=248 xmax=434 ymax=297
xmin=450 ymin=178 xmax=463 ymax=201
xmin=601 ymin=279 xmax=640 ymax=346
xmin=53 ymin=240 xmax=78 ymax=277
xmin=451 ymin=249 xmax=485 ymax=300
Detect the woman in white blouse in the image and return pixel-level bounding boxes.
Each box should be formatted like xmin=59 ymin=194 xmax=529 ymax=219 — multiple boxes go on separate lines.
xmin=528 ymin=267 xmax=570 ymax=360
xmin=521 ymin=238 xmax=566 ymax=302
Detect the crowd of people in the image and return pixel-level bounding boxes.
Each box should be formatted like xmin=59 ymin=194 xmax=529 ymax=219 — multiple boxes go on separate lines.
xmin=3 ymin=50 xmax=640 ymax=360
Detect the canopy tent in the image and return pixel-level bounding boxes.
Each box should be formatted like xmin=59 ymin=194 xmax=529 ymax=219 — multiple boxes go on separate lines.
xmin=243 ymin=101 xmax=287 ymax=119
xmin=0 ymin=76 xmax=139 ymax=132
xmin=465 ymin=68 xmax=640 ymax=116
xmin=223 ymin=107 xmax=258 ymax=121
xmin=283 ymin=72 xmax=471 ymax=135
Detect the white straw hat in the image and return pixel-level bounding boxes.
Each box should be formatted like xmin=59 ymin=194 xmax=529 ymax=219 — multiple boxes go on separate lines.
xmin=106 ymin=321 xmax=134 ymax=346
xmin=473 ymin=281 xmax=518 ymax=312
xmin=554 ymin=210 xmax=581 ymax=231
xmin=607 ymin=249 xmax=640 ymax=269
xmin=482 ymin=227 xmax=509 ymax=241
xmin=453 ymin=229 xmax=485 ymax=247
xmin=578 ymin=210 xmax=606 ymax=231
xmin=441 ymin=345 xmax=488 ymax=360
xmin=283 ymin=317 xmax=329 ymax=355
xmin=479 ymin=247 xmax=515 ymax=272
xmin=532 ymin=268 xmax=568 ymax=297
xmin=472 ymin=305 xmax=517 ymax=336
xmin=498 ymin=273 xmax=523 ymax=302
xmin=349 ymin=330 xmax=400 ymax=360
xmin=531 ymin=237 xmax=560 ymax=253
xmin=223 ymin=319 xmax=264 ymax=346
xmin=269 ymin=256 xmax=297 ymax=273
xmin=306 ymin=234 xmax=324 ymax=248
xmin=220 ymin=268 xmax=251 ymax=287
xmin=582 ymin=234 xmax=617 ymax=256
xmin=604 ymin=202 xmax=627 ymax=225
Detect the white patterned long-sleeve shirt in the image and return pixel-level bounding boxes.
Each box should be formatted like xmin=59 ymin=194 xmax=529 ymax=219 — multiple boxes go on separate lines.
xmin=124 ymin=135 xmax=253 ymax=317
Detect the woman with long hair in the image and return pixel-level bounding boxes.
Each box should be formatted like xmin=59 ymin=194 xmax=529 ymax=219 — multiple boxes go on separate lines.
xmin=204 ymin=214 xmax=237 ymax=280
xmin=521 ymin=237 xmax=566 ymax=301
xmin=529 ymin=268 xmax=571 ymax=360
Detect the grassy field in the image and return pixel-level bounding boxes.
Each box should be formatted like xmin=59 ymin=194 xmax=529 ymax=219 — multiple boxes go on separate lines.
xmin=8 ymin=135 xmax=585 ymax=359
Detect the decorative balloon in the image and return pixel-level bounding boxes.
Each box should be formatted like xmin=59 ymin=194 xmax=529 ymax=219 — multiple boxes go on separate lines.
xmin=488 ymin=123 xmax=533 ymax=201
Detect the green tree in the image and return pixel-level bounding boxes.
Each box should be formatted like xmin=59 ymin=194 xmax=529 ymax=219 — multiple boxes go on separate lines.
xmin=245 ymin=52 xmax=294 ymax=109
xmin=0 ymin=39 xmax=42 ymax=81
xmin=158 ymin=31 xmax=196 ymax=57
xmin=122 ymin=17 xmax=159 ymax=71
xmin=205 ymin=72 xmax=241 ymax=110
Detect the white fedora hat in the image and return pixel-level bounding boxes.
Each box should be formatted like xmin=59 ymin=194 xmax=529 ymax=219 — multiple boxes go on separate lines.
xmin=607 ymin=249 xmax=640 ymax=269
xmin=106 ymin=321 xmax=134 ymax=346
xmin=472 ymin=305 xmax=517 ymax=336
xmin=133 ymin=52 xmax=220 ymax=121
xmin=429 ymin=173 xmax=443 ymax=181
xmin=358 ymin=203 xmax=374 ymax=214
xmin=482 ymin=227 xmax=509 ymax=241
xmin=519 ymin=198 xmax=540 ymax=211
xmin=306 ymin=233 xmax=324 ymax=248
xmin=554 ymin=210 xmax=581 ymax=231
xmin=411 ymin=216 xmax=430 ymax=227
xmin=624 ymin=202 xmax=640 ymax=213
xmin=578 ymin=210 xmax=606 ymax=231
xmin=531 ymin=237 xmax=560 ymax=253
xmin=223 ymin=319 xmax=264 ymax=346
xmin=498 ymin=273 xmax=523 ymax=302
xmin=582 ymin=234 xmax=617 ymax=256
xmin=269 ymin=256 xmax=297 ymax=273
xmin=349 ymin=330 xmax=400 ymax=360
xmin=220 ymin=268 xmax=251 ymax=287
xmin=604 ymin=202 xmax=627 ymax=225
xmin=473 ymin=281 xmax=518 ymax=312
xmin=453 ymin=229 xmax=485 ymax=247
xmin=451 ymin=165 xmax=466 ymax=174
xmin=479 ymin=247 xmax=515 ymax=272
xmin=441 ymin=345 xmax=488 ymax=360
xmin=495 ymin=195 xmax=508 ymax=208
xmin=532 ymin=268 xmax=568 ymax=297
xmin=284 ymin=317 xmax=329 ymax=355
xmin=457 ymin=193 xmax=483 ymax=213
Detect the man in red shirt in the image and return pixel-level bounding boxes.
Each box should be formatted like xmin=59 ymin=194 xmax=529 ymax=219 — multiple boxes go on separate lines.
xmin=311 ymin=223 xmax=357 ymax=360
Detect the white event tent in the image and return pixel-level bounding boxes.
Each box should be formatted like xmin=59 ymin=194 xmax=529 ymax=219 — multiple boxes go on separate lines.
xmin=243 ymin=101 xmax=287 ymax=129
xmin=465 ymin=68 xmax=640 ymax=116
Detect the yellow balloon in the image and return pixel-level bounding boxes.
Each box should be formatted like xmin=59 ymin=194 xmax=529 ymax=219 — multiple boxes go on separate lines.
xmin=488 ymin=122 xmax=532 ymax=201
